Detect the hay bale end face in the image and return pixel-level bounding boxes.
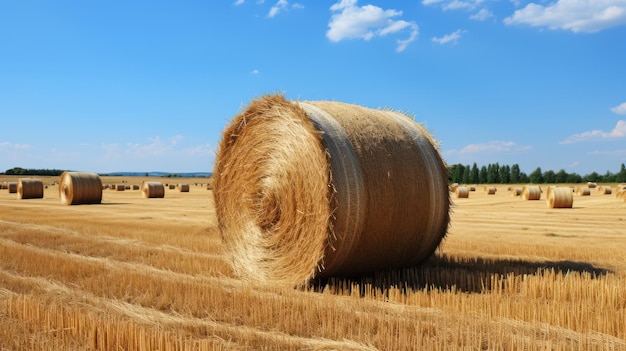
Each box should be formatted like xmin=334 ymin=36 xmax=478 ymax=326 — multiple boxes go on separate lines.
xmin=177 ymin=184 xmax=190 ymax=192
xmin=17 ymin=179 xmax=44 ymax=199
xmin=213 ymin=95 xmax=450 ymax=286
xmin=59 ymin=172 xmax=103 ymax=205
xmin=141 ymin=181 xmax=165 ymax=198
xmin=521 ymin=185 xmax=541 ymax=200
xmin=546 ymin=186 xmax=574 ymax=208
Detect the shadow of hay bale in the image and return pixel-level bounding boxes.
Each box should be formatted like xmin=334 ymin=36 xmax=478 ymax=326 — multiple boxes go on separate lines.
xmin=310 ymin=253 xmax=610 ymax=295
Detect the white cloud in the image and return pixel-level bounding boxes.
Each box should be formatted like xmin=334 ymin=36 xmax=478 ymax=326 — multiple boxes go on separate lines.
xmin=456 ymin=141 xmax=532 ymax=154
xmin=327 ymin=0 xmax=419 ymax=52
xmin=0 ymin=141 xmax=31 ymax=150
xmin=422 ymin=0 xmax=445 ymax=5
xmin=233 ymin=0 xmax=245 ymax=5
xmin=610 ymin=102 xmax=626 ymax=114
xmin=504 ymin=0 xmax=626 ymax=33
xmin=470 ymin=8 xmax=493 ymax=21
xmin=268 ymin=0 xmax=288 ymax=18
xmin=560 ymin=120 xmax=626 ymax=144
xmin=432 ymin=29 xmax=466 ymax=45
xmin=251 ymin=69 xmax=260 ymax=75
xmin=423 ymin=0 xmax=483 ymax=12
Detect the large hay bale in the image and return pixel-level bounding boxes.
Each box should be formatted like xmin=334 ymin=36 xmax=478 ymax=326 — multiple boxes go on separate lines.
xmin=213 ymin=95 xmax=450 ymax=286
xmin=455 ymin=186 xmax=469 ymax=198
xmin=17 ymin=179 xmax=44 ymax=199
xmin=59 ymin=172 xmax=102 ymax=205
xmin=177 ymin=184 xmax=190 ymax=192
xmin=575 ymin=186 xmax=591 ymax=196
xmin=7 ymin=182 xmax=17 ymax=193
xmin=141 ymin=181 xmax=165 ymax=198
xmin=546 ymin=186 xmax=573 ymax=208
xmin=521 ymin=185 xmax=541 ymax=200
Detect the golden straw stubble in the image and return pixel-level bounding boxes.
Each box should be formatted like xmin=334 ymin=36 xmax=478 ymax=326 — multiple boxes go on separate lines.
xmin=213 ymin=94 xmax=450 ymax=286
xmin=59 ymin=171 xmax=103 ymax=205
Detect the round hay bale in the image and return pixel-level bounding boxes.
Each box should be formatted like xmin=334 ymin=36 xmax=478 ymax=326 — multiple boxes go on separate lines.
xmin=449 ymin=183 xmax=459 ymax=192
xmin=59 ymin=172 xmax=102 ymax=205
xmin=587 ymin=182 xmax=597 ymax=189
xmin=115 ymin=184 xmax=126 ymax=191
xmin=7 ymin=182 xmax=18 ymax=193
xmin=17 ymin=179 xmax=44 ymax=199
xmin=468 ymin=186 xmax=475 ymax=192
xmin=521 ymin=185 xmax=541 ymax=200
xmin=132 ymin=184 xmax=139 ymax=190
xmin=484 ymin=186 xmax=496 ymax=195
xmin=617 ymin=190 xmax=626 ymax=202
xmin=598 ymin=186 xmax=612 ymax=195
xmin=213 ymin=95 xmax=450 ymax=286
xmin=168 ymin=184 xmax=176 ymax=190
xmin=177 ymin=184 xmax=190 ymax=192
xmin=575 ymin=186 xmax=591 ymax=196
xmin=510 ymin=187 xmax=522 ymax=197
xmin=546 ymin=186 xmax=573 ymax=209
xmin=455 ymin=186 xmax=469 ymax=198
xmin=141 ymin=181 xmax=165 ymax=198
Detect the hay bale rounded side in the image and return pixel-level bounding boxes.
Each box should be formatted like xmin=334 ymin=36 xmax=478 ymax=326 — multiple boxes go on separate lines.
xmin=510 ymin=187 xmax=522 ymax=197
xmin=141 ymin=181 xmax=165 ymax=198
xmin=59 ymin=172 xmax=102 ymax=205
xmin=168 ymin=184 xmax=176 ymax=190
xmin=484 ymin=186 xmax=496 ymax=195
xmin=546 ymin=186 xmax=573 ymax=208
xmin=17 ymin=179 xmax=44 ymax=199
xmin=7 ymin=182 xmax=17 ymax=193
xmin=177 ymin=184 xmax=190 ymax=192
xmin=455 ymin=186 xmax=469 ymax=198
xmin=213 ymin=95 xmax=450 ymax=286
xmin=587 ymin=182 xmax=597 ymax=189
xmin=521 ymin=185 xmax=541 ymax=200
xmin=115 ymin=184 xmax=126 ymax=191
xmin=575 ymin=186 xmax=591 ymax=196
xmin=597 ymin=186 xmax=612 ymax=195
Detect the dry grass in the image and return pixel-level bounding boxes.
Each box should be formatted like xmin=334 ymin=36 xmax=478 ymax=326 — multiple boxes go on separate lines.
xmin=1 ymin=176 xmax=625 ymax=350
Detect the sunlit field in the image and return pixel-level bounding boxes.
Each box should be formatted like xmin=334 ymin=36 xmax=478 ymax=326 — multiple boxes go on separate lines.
xmin=1 ymin=175 xmax=625 ymax=350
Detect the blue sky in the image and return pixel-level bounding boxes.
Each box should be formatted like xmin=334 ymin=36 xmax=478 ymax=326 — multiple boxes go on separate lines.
xmin=1 ymin=0 xmax=625 ymax=175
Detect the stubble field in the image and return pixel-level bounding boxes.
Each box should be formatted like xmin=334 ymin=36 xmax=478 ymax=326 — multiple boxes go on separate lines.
xmin=0 ymin=175 xmax=625 ymax=350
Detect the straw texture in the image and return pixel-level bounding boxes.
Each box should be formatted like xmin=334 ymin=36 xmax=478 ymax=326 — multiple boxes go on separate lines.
xmin=59 ymin=172 xmax=103 ymax=205
xmin=17 ymin=179 xmax=44 ymax=199
xmin=141 ymin=181 xmax=165 ymax=198
xmin=546 ymin=187 xmax=573 ymax=208
xmin=455 ymin=186 xmax=469 ymax=198
xmin=521 ymin=185 xmax=541 ymax=200
xmin=213 ymin=95 xmax=450 ymax=286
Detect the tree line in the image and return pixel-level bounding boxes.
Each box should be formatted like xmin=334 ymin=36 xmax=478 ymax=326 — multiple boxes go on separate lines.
xmin=449 ymin=163 xmax=626 ymax=184
xmin=2 ymin=167 xmax=68 ymax=176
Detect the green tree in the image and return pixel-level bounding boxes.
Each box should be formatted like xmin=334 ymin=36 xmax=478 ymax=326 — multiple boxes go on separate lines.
xmin=461 ymin=164 xmax=471 ymax=184
xmin=510 ymin=164 xmax=521 ymax=183
xmin=479 ymin=165 xmax=488 ymax=184
xmin=555 ymin=169 xmax=568 ymax=183
xmin=543 ymin=170 xmax=556 ymax=183
xmin=617 ymin=163 xmax=626 ymax=183
xmin=529 ymin=167 xmax=543 ymax=184
xmin=500 ymin=164 xmax=511 ymax=184
xmin=470 ymin=163 xmax=479 ymax=184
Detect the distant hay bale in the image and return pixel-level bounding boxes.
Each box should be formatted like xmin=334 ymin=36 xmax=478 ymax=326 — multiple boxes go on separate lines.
xmin=510 ymin=187 xmax=522 ymax=197
xmin=213 ymin=95 xmax=450 ymax=286
xmin=177 ymin=184 xmax=190 ymax=192
xmin=506 ymin=186 xmax=512 ymax=191
xmin=575 ymin=186 xmax=591 ymax=196
xmin=455 ymin=186 xmax=469 ymax=198
xmin=132 ymin=184 xmax=139 ymax=190
xmin=17 ymin=179 xmax=44 ymax=199
xmin=484 ymin=186 xmax=496 ymax=195
xmin=521 ymin=185 xmax=541 ymax=200
xmin=546 ymin=186 xmax=573 ymax=209
xmin=618 ymin=190 xmax=626 ymax=202
xmin=59 ymin=172 xmax=102 ymax=205
xmin=141 ymin=181 xmax=165 ymax=198
xmin=597 ymin=186 xmax=612 ymax=195
xmin=115 ymin=184 xmax=126 ymax=191
xmin=469 ymin=186 xmax=475 ymax=192
xmin=168 ymin=184 xmax=176 ymax=190
xmin=7 ymin=182 xmax=17 ymax=193
xmin=587 ymin=182 xmax=597 ymax=188
xmin=449 ymin=183 xmax=459 ymax=192
xmin=0 ymin=182 xmax=6 ymax=190
xmin=207 ymin=178 xmax=214 ymax=190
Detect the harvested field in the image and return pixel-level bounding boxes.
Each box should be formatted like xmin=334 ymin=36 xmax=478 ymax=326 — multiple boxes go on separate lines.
xmin=1 ymin=175 xmax=625 ymax=350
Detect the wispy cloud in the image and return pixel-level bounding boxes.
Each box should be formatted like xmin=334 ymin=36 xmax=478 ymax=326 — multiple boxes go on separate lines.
xmin=422 ymin=0 xmax=485 ymax=12
xmin=251 ymin=69 xmax=260 ymax=75
xmin=268 ymin=0 xmax=288 ymax=18
xmin=610 ymin=102 xmax=626 ymax=114
xmin=470 ymin=8 xmax=493 ymax=21
xmin=504 ymin=0 xmax=626 ymax=33
xmin=432 ymin=29 xmax=466 ymax=45
xmin=327 ymin=0 xmax=419 ymax=52
xmin=233 ymin=0 xmax=245 ymax=5
xmin=0 ymin=141 xmax=31 ymax=150
xmin=560 ymin=120 xmax=626 ymax=144
xmin=457 ymin=141 xmax=532 ymax=154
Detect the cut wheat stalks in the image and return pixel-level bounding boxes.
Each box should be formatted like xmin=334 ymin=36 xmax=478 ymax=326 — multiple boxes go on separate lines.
xmin=177 ymin=184 xmax=190 ymax=192
xmin=141 ymin=181 xmax=165 ymax=198
xmin=59 ymin=171 xmax=103 ymax=205
xmin=521 ymin=185 xmax=541 ymax=200
xmin=546 ymin=186 xmax=574 ymax=209
xmin=213 ymin=94 xmax=450 ymax=286
xmin=455 ymin=186 xmax=469 ymax=198
xmin=484 ymin=186 xmax=496 ymax=195
xmin=17 ymin=178 xmax=44 ymax=199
